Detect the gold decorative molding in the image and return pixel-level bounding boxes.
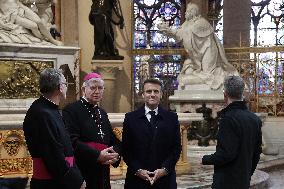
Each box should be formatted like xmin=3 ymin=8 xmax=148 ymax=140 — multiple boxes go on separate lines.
xmin=113 ymin=127 xmax=123 ymax=141
xmin=2 ymin=130 xmax=25 ymax=156
xmin=132 ymin=49 xmax=186 ymax=55
xmin=225 ymin=46 xmax=284 ymax=54
xmin=0 ymin=59 xmax=53 ymax=99
xmin=0 ymin=158 xmax=32 ymax=176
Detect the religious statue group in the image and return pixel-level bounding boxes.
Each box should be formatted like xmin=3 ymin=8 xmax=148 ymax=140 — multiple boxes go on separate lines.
xmin=0 ymin=0 xmax=61 ymax=45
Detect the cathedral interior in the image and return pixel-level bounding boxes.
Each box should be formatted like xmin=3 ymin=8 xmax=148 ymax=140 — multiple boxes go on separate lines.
xmin=1 ymin=0 xmax=284 ymax=188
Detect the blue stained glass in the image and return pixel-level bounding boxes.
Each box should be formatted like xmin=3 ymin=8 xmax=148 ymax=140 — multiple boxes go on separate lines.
xmin=256 ymin=52 xmax=284 ymax=96
xmin=133 ymin=55 xmax=182 ymax=94
xmin=133 ymin=0 xmax=182 ymax=49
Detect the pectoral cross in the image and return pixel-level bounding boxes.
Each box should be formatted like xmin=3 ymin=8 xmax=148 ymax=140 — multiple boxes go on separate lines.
xmin=98 ymin=128 xmax=105 ymax=139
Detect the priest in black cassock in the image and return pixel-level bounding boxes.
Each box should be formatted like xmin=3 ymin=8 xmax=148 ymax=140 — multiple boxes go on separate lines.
xmin=23 ymin=68 xmax=84 ymax=189
xmin=63 ymin=72 xmax=121 ymax=189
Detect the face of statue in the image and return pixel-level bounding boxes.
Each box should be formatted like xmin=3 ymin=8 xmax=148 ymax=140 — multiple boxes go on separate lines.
xmin=142 ymin=82 xmax=163 ymax=110
xmin=185 ymin=4 xmax=198 ymax=20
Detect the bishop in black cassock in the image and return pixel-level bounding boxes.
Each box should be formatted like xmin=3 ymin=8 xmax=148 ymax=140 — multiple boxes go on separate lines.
xmin=63 ymin=72 xmax=121 ymax=189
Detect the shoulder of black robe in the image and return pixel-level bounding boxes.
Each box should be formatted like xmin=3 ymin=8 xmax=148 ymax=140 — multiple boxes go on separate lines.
xmin=23 ymin=96 xmax=83 ymax=189
xmin=63 ymin=99 xmax=121 ymax=165
xmin=63 ymin=100 xmax=101 ymax=163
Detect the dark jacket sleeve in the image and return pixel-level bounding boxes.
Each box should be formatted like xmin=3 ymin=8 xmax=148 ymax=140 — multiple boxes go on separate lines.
xmin=38 ymin=114 xmax=83 ymax=189
xmin=161 ymin=113 xmax=181 ymax=173
xmin=122 ymin=114 xmax=142 ymax=175
xmin=251 ymin=119 xmax=262 ymax=175
xmin=202 ymin=117 xmax=240 ymax=166
xmin=62 ymin=107 xmax=101 ymax=162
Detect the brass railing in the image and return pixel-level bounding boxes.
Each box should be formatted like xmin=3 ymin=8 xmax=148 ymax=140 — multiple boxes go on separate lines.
xmin=225 ymin=46 xmax=284 ymax=116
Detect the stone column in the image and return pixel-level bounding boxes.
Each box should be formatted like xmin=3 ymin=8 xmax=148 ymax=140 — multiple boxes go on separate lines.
xmin=92 ymin=60 xmax=123 ymax=113
xmin=223 ymin=0 xmax=251 ymax=48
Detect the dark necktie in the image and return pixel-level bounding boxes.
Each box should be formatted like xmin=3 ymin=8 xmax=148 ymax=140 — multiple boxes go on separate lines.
xmin=149 ymin=111 xmax=156 ymax=126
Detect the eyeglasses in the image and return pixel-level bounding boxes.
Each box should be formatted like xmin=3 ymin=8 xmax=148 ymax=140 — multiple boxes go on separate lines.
xmin=88 ymin=86 xmax=104 ymax=92
xmin=60 ymin=82 xmax=68 ymax=87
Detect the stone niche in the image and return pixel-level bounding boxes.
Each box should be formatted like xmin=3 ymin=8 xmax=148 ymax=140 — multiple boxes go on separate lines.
xmin=0 ymin=43 xmax=80 ymax=113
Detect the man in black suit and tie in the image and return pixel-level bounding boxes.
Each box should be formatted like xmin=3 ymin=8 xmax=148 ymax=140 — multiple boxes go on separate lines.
xmin=122 ymin=78 xmax=181 ymax=189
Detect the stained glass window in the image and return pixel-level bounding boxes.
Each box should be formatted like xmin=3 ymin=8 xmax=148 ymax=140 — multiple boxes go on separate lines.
xmin=256 ymin=52 xmax=284 ymax=95
xmin=132 ymin=0 xmax=184 ymax=108
xmin=251 ymin=0 xmax=284 ymax=46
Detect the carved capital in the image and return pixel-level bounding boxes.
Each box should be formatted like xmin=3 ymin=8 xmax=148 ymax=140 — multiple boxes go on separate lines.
xmin=91 ymin=60 xmax=123 ymax=80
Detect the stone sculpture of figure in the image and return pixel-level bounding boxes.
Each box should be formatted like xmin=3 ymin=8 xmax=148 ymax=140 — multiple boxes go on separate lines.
xmin=158 ymin=3 xmax=238 ymax=90
xmin=0 ymin=0 xmax=62 ymax=45
xmin=89 ymin=0 xmax=124 ymax=60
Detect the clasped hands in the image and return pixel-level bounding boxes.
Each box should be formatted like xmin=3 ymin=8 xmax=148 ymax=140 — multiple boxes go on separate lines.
xmin=136 ymin=168 xmax=167 ymax=185
xmin=97 ymin=146 xmax=119 ymax=165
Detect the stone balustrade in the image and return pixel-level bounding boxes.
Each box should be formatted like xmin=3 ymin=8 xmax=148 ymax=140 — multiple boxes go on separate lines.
xmin=0 ymin=112 xmax=203 ymax=179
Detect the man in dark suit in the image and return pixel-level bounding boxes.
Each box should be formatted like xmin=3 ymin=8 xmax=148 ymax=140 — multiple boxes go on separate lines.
xmin=122 ymin=78 xmax=181 ymax=189
xmin=202 ymin=76 xmax=262 ymax=189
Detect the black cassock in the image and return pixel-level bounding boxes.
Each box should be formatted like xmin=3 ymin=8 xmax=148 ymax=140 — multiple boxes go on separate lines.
xmin=23 ymin=96 xmax=83 ymax=189
xmin=63 ymin=97 xmax=121 ymax=189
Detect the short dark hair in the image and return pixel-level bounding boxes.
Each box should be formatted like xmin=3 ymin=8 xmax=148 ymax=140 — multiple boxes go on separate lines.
xmin=39 ymin=68 xmax=64 ymax=94
xmin=224 ymin=75 xmax=245 ymax=100
xmin=142 ymin=78 xmax=162 ymax=91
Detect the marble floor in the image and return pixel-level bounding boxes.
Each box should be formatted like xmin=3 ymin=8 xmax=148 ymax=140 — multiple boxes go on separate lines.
xmin=110 ymin=147 xmax=284 ymax=189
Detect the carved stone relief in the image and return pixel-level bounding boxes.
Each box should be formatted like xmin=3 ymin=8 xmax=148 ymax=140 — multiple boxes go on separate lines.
xmin=0 ymin=59 xmax=53 ymax=98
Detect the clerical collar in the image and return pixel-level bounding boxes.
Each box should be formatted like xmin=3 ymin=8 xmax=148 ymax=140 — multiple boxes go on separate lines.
xmin=81 ymin=96 xmax=98 ymax=108
xmin=145 ymin=105 xmax=158 ymax=116
xmin=42 ymin=95 xmax=58 ymax=106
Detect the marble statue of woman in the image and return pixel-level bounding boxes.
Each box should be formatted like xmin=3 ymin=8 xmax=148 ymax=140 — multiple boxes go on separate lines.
xmin=0 ymin=0 xmax=62 ymax=45
xmin=158 ymin=3 xmax=238 ymax=90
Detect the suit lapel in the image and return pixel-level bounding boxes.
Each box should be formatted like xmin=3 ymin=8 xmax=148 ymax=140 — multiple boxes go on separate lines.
xmin=136 ymin=106 xmax=153 ymax=140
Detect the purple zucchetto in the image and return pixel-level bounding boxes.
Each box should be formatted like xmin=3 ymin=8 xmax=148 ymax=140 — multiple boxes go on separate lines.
xmin=83 ymin=72 xmax=102 ymax=81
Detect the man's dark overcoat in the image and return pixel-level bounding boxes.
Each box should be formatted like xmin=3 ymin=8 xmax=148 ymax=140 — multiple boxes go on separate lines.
xmin=122 ymin=106 xmax=181 ymax=189
xmin=202 ymin=101 xmax=262 ymax=189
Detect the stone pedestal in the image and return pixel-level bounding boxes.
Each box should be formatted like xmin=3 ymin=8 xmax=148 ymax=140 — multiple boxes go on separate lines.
xmin=170 ymin=85 xmax=225 ymax=118
xmin=92 ymin=60 xmax=123 ymax=113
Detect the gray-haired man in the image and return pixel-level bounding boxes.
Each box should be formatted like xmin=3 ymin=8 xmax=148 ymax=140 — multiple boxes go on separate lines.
xmin=23 ymin=68 xmax=84 ymax=189
xmin=202 ymin=75 xmax=262 ymax=189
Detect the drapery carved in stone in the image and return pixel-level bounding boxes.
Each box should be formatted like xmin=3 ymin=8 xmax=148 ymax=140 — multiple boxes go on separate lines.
xmin=0 ymin=59 xmax=53 ymax=99
xmin=0 ymin=0 xmax=62 ymax=45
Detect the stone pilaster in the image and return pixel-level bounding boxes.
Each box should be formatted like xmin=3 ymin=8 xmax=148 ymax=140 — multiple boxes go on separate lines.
xmin=92 ymin=60 xmax=123 ymax=113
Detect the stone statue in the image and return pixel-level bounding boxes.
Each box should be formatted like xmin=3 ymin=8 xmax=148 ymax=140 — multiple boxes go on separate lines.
xmin=158 ymin=3 xmax=238 ymax=90
xmin=89 ymin=0 xmax=124 ymax=60
xmin=0 ymin=0 xmax=62 ymax=45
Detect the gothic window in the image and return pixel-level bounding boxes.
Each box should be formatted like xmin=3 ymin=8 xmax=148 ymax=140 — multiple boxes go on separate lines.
xmin=251 ymin=0 xmax=284 ymax=46
xmin=132 ymin=0 xmax=185 ymax=108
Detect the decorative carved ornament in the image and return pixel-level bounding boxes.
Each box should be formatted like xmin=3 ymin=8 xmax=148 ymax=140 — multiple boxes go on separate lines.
xmin=113 ymin=127 xmax=122 ymax=141
xmin=0 ymin=59 xmax=53 ymax=98
xmin=2 ymin=130 xmax=25 ymax=156
xmin=0 ymin=158 xmax=32 ymax=175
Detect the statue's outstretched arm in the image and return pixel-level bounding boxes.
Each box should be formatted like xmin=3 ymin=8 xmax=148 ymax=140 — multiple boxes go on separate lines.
xmin=157 ymin=22 xmax=181 ymax=41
